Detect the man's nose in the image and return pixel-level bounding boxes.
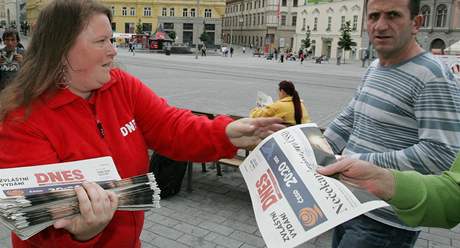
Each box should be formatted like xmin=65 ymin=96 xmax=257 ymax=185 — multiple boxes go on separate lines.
xmin=374 ymin=16 xmax=389 ymax=31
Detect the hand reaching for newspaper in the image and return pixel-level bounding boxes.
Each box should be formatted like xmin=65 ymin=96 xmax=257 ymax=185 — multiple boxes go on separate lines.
xmin=317 ymin=158 xmax=395 ymax=201
xmin=53 ymin=181 xmax=119 ymax=241
xmin=226 ymin=117 xmax=284 ymax=148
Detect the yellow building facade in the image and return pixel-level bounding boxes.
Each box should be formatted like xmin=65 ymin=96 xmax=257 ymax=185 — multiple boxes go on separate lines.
xmin=27 ymin=0 xmax=226 ymax=46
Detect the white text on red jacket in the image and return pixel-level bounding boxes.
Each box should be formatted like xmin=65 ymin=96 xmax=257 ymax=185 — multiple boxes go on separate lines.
xmin=120 ymin=119 xmax=137 ymax=137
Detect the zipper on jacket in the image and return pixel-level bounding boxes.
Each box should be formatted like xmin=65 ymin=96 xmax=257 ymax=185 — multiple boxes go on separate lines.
xmin=96 ymin=120 xmax=105 ymax=139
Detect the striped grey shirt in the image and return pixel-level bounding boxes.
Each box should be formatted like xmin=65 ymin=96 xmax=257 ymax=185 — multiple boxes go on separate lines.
xmin=324 ymin=52 xmax=460 ymax=230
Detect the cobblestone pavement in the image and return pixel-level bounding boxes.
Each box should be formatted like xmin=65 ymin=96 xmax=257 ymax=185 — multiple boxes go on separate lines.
xmin=2 ymin=164 xmax=458 ymax=248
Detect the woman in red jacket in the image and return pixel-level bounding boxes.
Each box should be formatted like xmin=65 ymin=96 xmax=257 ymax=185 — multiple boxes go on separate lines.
xmin=0 ymin=1 xmax=283 ymax=247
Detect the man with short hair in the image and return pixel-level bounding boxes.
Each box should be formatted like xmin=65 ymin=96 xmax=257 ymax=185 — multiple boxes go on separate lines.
xmin=0 ymin=29 xmax=24 ymax=90
xmin=324 ymin=0 xmax=460 ymax=247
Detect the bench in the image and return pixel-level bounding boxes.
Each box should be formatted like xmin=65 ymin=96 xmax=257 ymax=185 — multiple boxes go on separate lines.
xmin=186 ymin=111 xmax=249 ymax=191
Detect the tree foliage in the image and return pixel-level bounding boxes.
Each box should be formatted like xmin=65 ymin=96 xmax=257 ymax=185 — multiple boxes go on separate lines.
xmin=337 ymin=21 xmax=357 ymax=63
xmin=302 ymin=26 xmax=311 ymax=50
xmin=135 ymin=19 xmax=143 ymax=34
xmin=199 ymin=31 xmax=209 ymax=43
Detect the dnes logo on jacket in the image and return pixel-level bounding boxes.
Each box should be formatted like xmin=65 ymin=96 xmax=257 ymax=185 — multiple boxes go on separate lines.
xmin=120 ymin=119 xmax=137 ymax=137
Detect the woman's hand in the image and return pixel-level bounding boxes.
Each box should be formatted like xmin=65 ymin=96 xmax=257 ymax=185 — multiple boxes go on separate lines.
xmin=226 ymin=117 xmax=284 ymax=148
xmin=317 ymin=158 xmax=395 ymax=201
xmin=53 ymin=181 xmax=118 ymax=241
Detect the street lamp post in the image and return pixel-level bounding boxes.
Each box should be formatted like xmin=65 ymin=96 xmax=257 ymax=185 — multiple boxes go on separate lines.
xmin=239 ymin=17 xmax=243 ymax=46
xmin=195 ymin=0 xmax=200 ymax=59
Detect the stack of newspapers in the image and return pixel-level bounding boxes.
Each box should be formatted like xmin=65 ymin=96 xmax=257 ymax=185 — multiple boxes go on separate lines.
xmin=0 ymin=157 xmax=161 ymax=240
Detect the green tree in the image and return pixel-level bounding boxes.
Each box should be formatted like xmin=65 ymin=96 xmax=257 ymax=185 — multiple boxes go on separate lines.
xmin=167 ymin=31 xmax=176 ymax=41
xmin=199 ymin=31 xmax=209 ymax=44
xmin=301 ymin=26 xmax=311 ymax=51
xmin=135 ymin=18 xmax=143 ymax=34
xmin=337 ymin=21 xmax=357 ymax=63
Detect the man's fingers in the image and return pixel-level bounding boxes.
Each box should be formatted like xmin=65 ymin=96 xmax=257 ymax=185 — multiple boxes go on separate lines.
xmin=53 ymin=217 xmax=74 ymax=229
xmin=317 ymin=159 xmax=352 ymax=175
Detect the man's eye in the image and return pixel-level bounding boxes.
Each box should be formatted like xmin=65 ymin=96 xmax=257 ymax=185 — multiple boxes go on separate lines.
xmin=368 ymin=14 xmax=379 ymax=21
xmin=388 ymin=12 xmax=400 ymax=18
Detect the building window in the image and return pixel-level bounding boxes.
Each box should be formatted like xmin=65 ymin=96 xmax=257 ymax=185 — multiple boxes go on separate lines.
xmin=122 ymin=7 xmax=127 ymax=16
xmin=144 ymin=7 xmax=152 ymax=16
xmin=111 ymin=6 xmax=115 ymax=16
xmin=282 ymin=0 xmax=287 ymax=7
xmin=183 ymin=23 xmax=193 ymax=30
xmin=183 ymin=8 xmax=188 ymax=17
xmin=421 ymin=5 xmax=430 ymax=27
xmin=293 ymin=0 xmax=298 ymax=7
xmin=204 ymin=9 xmax=212 ymax=18
xmin=292 ymin=16 xmax=297 ymax=26
xmin=190 ymin=8 xmax=196 ymax=17
xmin=261 ymin=13 xmax=264 ymax=24
xmin=262 ymin=0 xmax=265 ymax=8
xmin=130 ymin=7 xmax=135 ymax=16
xmin=164 ymin=23 xmax=174 ymax=29
xmin=253 ymin=14 xmax=256 ymax=25
xmin=302 ymin=18 xmax=306 ymax=31
xmin=161 ymin=8 xmax=167 ymax=16
xmin=326 ymin=16 xmax=332 ymax=31
xmin=436 ymin=4 xmax=447 ymax=27
xmin=352 ymin=15 xmax=358 ymax=31
xmin=170 ymin=8 xmax=175 ymax=16
xmin=313 ymin=17 xmax=318 ymax=31
xmin=340 ymin=16 xmax=345 ymax=30
xmin=281 ymin=15 xmax=286 ymax=26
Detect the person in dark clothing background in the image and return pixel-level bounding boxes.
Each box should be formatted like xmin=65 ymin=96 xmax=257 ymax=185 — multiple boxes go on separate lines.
xmin=0 ymin=29 xmax=24 ymax=90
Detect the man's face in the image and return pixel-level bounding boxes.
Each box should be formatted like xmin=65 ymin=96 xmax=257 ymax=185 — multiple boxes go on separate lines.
xmin=3 ymin=35 xmax=18 ymax=51
xmin=367 ymin=0 xmax=419 ymax=59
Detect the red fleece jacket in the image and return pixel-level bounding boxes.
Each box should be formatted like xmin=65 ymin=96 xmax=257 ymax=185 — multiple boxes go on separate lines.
xmin=0 ymin=68 xmax=237 ymax=248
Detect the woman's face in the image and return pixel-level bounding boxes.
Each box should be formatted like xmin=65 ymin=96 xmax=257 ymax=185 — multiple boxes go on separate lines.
xmin=278 ymin=89 xmax=287 ymax=100
xmin=66 ymin=14 xmax=116 ymax=99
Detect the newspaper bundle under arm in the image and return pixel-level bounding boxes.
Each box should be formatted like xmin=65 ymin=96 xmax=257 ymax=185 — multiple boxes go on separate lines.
xmin=256 ymin=91 xmax=273 ymax=107
xmin=240 ymin=123 xmax=389 ymax=248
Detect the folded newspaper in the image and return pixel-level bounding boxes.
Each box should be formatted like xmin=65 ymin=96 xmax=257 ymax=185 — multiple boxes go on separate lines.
xmin=0 ymin=156 xmax=161 ymax=240
xmin=240 ymin=123 xmax=389 ymax=248
xmin=256 ymin=91 xmax=273 ymax=107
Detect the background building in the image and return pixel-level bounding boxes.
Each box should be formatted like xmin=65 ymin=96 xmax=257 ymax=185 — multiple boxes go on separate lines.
xmin=222 ymin=0 xmax=297 ymax=53
xmin=26 ymin=0 xmax=225 ymax=47
xmin=417 ymin=0 xmax=460 ymax=54
xmin=0 ymin=0 xmax=26 ymax=29
xmin=294 ymin=0 xmax=364 ymax=60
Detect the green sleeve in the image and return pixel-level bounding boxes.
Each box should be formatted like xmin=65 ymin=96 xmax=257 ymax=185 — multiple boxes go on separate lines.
xmin=388 ymin=155 xmax=460 ymax=228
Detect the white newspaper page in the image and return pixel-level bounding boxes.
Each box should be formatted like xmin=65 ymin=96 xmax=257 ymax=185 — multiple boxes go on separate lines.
xmin=256 ymin=91 xmax=273 ymax=107
xmin=0 ymin=156 xmax=120 ymax=198
xmin=240 ymin=124 xmax=389 ymax=248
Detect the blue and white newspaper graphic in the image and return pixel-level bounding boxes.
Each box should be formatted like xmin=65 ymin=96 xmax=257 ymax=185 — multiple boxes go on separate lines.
xmin=240 ymin=123 xmax=389 ymax=248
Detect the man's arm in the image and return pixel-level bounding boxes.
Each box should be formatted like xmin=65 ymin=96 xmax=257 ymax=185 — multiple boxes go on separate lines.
xmin=358 ymin=79 xmax=460 ymax=174
xmin=389 ymin=159 xmax=460 ymax=228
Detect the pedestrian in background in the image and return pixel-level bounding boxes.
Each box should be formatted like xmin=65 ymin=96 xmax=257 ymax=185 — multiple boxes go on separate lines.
xmin=0 ymin=29 xmax=24 ymax=91
xmin=230 ymin=46 xmax=234 ymax=57
xmin=0 ymin=1 xmax=284 ymax=247
xmin=201 ymin=44 xmax=207 ymax=56
xmin=250 ymin=80 xmax=311 ymax=125
xmin=324 ymin=0 xmax=460 ymax=247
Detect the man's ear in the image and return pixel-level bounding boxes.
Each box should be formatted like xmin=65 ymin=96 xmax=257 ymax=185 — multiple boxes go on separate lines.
xmin=412 ymin=15 xmax=423 ymax=34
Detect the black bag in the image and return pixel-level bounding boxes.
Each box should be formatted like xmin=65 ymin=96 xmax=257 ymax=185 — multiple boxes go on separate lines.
xmin=149 ymin=152 xmax=187 ymax=198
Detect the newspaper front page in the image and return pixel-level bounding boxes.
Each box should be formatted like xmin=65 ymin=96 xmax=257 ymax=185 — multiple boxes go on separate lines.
xmin=0 ymin=157 xmax=121 ymax=240
xmin=0 ymin=156 xmax=120 ymax=198
xmin=240 ymin=124 xmax=389 ymax=248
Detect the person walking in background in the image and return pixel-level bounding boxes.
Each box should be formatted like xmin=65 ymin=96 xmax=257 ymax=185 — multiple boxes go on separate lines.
xmin=274 ymin=48 xmax=278 ymax=61
xmin=280 ymin=52 xmax=284 ymax=63
xmin=128 ymin=39 xmax=135 ymax=55
xmin=324 ymin=0 xmax=460 ymax=247
xmin=0 ymin=1 xmax=284 ymax=247
xmin=250 ymin=80 xmax=311 ymax=125
xmin=242 ymin=46 xmax=245 ymax=54
xmin=201 ymin=44 xmax=207 ymax=56
xmin=299 ymin=50 xmax=305 ymax=64
xmin=230 ymin=46 xmax=234 ymax=57
xmin=0 ymin=29 xmax=24 ymax=91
